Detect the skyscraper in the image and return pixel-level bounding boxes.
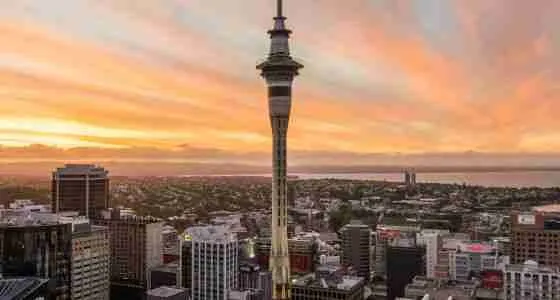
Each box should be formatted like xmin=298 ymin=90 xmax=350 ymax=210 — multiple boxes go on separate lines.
xmin=95 ymin=210 xmax=163 ymax=298
xmin=186 ymin=225 xmax=238 ymax=300
xmin=67 ymin=215 xmax=110 ymax=300
xmin=52 ymin=164 xmax=109 ymax=219
xmin=340 ymin=221 xmax=373 ymax=281
xmin=257 ymin=1 xmax=303 ymax=299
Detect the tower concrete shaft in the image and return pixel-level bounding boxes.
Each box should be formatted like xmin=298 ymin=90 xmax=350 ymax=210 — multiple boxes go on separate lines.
xmin=257 ymin=1 xmax=303 ymax=299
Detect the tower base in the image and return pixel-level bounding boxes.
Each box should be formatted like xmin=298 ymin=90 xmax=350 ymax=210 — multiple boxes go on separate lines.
xmin=274 ymin=283 xmax=291 ymax=300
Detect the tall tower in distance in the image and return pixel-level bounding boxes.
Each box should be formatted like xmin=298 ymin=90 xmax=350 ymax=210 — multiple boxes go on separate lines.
xmin=257 ymin=1 xmax=303 ymax=299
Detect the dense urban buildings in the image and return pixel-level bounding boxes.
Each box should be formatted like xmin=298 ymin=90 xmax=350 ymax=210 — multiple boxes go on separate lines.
xmin=0 ymin=210 xmax=73 ymax=300
xmin=449 ymin=241 xmax=505 ymax=281
xmin=94 ymin=209 xmax=163 ymax=295
xmin=340 ymin=220 xmax=373 ymax=280
xmin=52 ymin=164 xmax=109 ymax=218
xmin=257 ymin=0 xmax=303 ymax=298
xmin=8 ymin=162 xmax=560 ymax=299
xmin=186 ymin=225 xmax=238 ymax=300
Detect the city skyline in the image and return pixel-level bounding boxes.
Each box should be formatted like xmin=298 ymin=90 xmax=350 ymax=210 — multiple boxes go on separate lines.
xmin=1 ymin=0 xmax=560 ymax=163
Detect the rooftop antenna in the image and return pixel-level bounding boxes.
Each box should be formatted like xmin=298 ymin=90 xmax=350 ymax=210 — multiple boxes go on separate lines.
xmin=277 ymin=0 xmax=283 ymax=18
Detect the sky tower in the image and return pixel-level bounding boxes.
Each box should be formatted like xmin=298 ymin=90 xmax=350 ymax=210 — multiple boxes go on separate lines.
xmin=257 ymin=1 xmax=303 ymax=299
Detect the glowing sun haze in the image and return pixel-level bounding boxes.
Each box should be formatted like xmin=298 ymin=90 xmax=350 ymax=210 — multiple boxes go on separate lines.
xmin=1 ymin=0 xmax=559 ymax=162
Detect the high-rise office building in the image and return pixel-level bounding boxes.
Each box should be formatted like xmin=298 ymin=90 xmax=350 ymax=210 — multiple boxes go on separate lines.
xmin=68 ymin=215 xmax=110 ymax=300
xmin=505 ymin=261 xmax=560 ymax=300
xmin=52 ymin=164 xmax=109 ymax=218
xmin=187 ymin=225 xmax=238 ymax=300
xmin=257 ymin=0 xmax=303 ymax=298
xmin=512 ymin=207 xmax=560 ymax=267
xmin=95 ymin=209 xmax=163 ymax=295
xmin=341 ymin=221 xmax=373 ymax=280
xmin=0 ymin=210 xmax=73 ymax=300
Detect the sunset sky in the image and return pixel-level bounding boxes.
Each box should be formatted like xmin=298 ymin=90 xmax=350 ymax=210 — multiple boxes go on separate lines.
xmin=1 ymin=0 xmax=559 ymax=163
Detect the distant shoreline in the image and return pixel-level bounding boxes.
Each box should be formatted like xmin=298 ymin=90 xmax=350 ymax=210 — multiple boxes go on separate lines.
xmin=3 ymin=161 xmax=560 ymax=176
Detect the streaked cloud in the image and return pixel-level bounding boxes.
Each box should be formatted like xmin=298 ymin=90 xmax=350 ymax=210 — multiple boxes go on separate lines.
xmin=0 ymin=0 xmax=559 ymax=162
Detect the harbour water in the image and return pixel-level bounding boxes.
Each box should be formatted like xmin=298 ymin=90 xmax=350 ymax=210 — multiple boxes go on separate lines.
xmin=292 ymin=171 xmax=560 ymax=188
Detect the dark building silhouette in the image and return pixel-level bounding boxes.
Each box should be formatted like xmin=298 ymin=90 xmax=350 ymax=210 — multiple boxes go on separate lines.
xmin=386 ymin=246 xmax=425 ymax=300
xmin=0 ymin=214 xmax=72 ymax=300
xmin=340 ymin=221 xmax=372 ymax=281
xmin=179 ymin=239 xmax=192 ymax=290
xmin=150 ymin=262 xmax=178 ymax=290
xmin=52 ymin=164 xmax=109 ymax=219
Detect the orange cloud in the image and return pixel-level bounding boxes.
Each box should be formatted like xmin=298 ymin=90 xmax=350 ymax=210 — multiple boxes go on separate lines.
xmin=0 ymin=0 xmax=559 ymax=161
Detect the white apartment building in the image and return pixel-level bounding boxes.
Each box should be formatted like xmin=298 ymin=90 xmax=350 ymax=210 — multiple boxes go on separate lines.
xmin=505 ymin=261 xmax=560 ymax=300
xmin=186 ymin=225 xmax=238 ymax=300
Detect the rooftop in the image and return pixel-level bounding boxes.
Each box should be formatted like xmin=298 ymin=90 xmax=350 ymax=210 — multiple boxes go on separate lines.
xmin=146 ymin=286 xmax=186 ymax=297
xmin=457 ymin=241 xmax=495 ymax=254
xmin=185 ymin=225 xmax=237 ymax=242
xmin=0 ymin=278 xmax=49 ymax=299
xmin=54 ymin=164 xmax=108 ymax=176
xmin=506 ymin=260 xmax=559 ymax=273
xmin=532 ymin=204 xmax=560 ymax=213
xmin=0 ymin=211 xmax=63 ymax=228
xmin=341 ymin=220 xmax=368 ymax=228
xmin=292 ymin=273 xmax=364 ymax=291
